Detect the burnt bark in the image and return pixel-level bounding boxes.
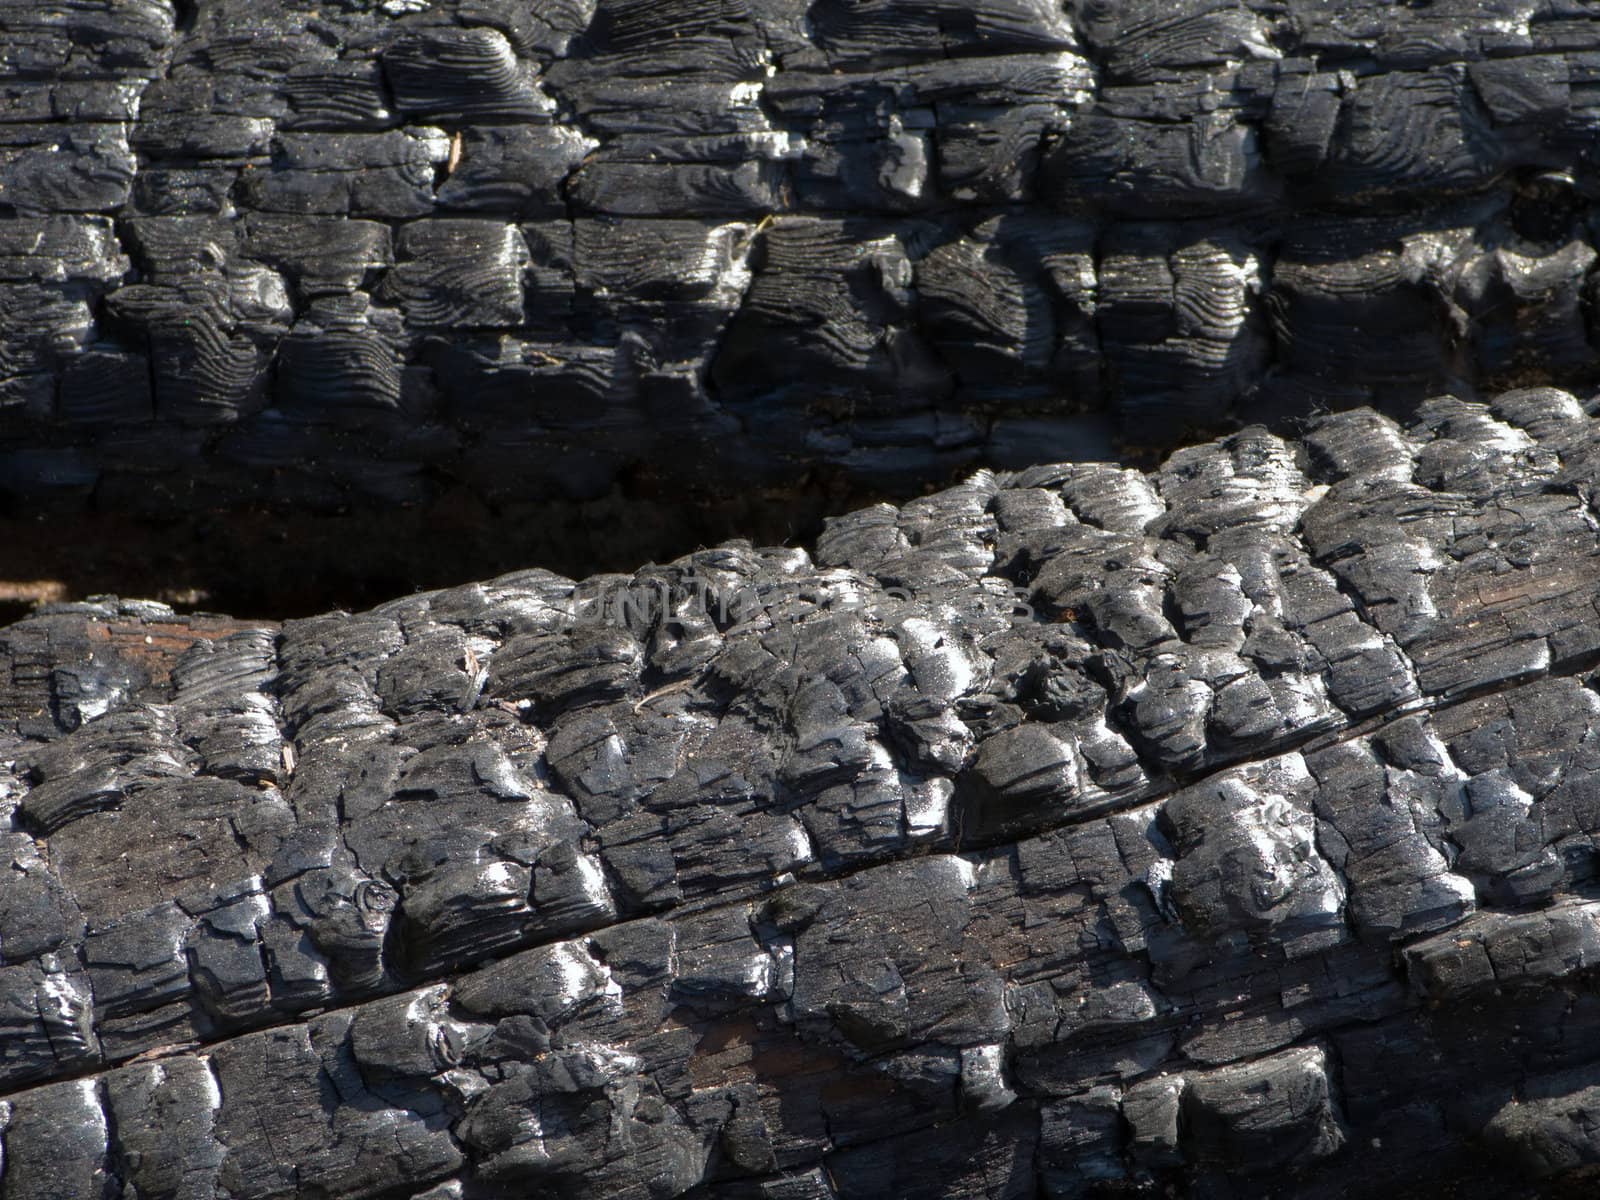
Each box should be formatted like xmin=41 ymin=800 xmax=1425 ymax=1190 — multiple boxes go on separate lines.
xmin=1 ymin=392 xmax=1599 ymax=1197
xmin=6 ymin=1 xmax=1600 ymax=602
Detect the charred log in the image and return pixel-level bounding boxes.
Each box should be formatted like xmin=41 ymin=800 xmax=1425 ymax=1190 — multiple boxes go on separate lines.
xmin=6 ymin=2 xmax=1600 ymax=602
xmin=1 ymin=393 xmax=1598 ymax=1196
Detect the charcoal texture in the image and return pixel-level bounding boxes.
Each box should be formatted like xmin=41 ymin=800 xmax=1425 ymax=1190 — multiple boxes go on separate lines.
xmin=7 ymin=0 xmax=1600 ymax=531
xmin=1 ymin=392 xmax=1600 ymax=1196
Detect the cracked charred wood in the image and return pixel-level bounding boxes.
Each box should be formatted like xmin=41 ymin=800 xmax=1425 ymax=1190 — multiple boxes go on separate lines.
xmin=0 ymin=391 xmax=1598 ymax=1196
xmin=5 ymin=0 xmax=1600 ymax=541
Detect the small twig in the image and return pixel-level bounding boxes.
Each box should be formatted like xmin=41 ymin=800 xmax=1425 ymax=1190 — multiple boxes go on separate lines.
xmin=633 ymin=680 xmax=694 ymax=713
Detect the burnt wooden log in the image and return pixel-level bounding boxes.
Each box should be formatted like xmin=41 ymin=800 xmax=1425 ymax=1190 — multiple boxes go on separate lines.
xmin=4 ymin=0 xmax=1600 ymax=536
xmin=2 ymin=391 xmax=1599 ymax=1196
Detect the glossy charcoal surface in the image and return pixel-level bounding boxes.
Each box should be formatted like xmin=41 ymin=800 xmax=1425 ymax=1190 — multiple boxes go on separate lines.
xmin=5 ymin=0 xmax=1600 ymax=525
xmin=2 ymin=392 xmax=1600 ymax=1196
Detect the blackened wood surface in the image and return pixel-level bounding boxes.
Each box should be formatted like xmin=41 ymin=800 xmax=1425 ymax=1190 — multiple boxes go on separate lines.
xmin=4 ymin=0 xmax=1600 ymax=536
xmin=2 ymin=393 xmax=1599 ymax=1197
